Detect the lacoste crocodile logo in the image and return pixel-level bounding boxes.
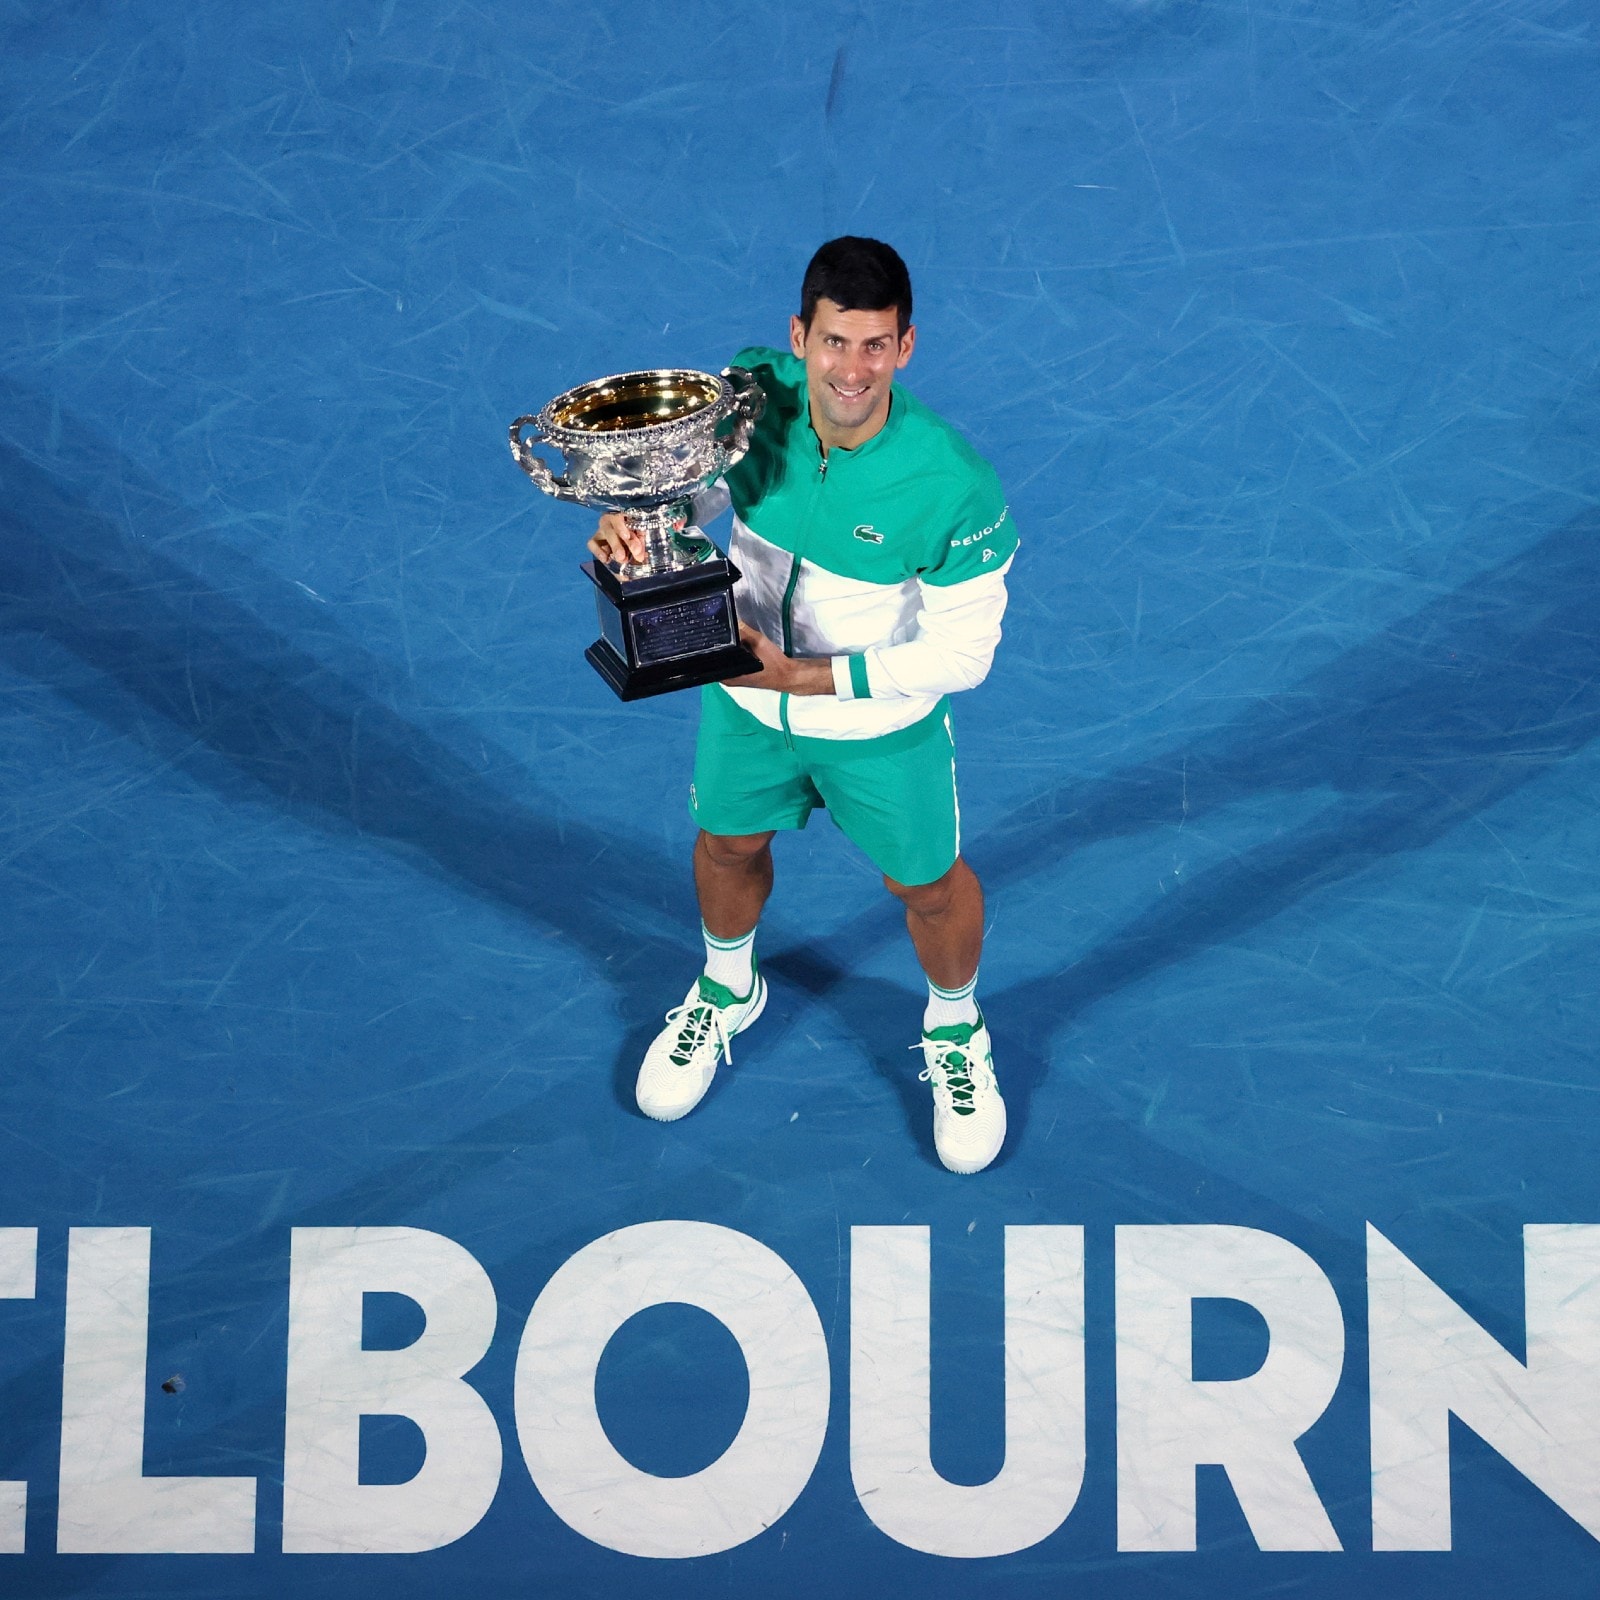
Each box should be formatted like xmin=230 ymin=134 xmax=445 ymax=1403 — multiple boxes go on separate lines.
xmin=852 ymin=525 xmax=884 ymax=543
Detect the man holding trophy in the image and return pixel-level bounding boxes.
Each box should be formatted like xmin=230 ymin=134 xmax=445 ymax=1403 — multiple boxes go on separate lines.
xmin=582 ymin=237 xmax=1019 ymax=1173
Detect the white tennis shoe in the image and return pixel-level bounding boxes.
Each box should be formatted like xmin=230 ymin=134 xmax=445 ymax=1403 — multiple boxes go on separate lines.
xmin=916 ymin=1014 xmax=1006 ymax=1174
xmin=636 ymin=971 xmax=767 ymax=1122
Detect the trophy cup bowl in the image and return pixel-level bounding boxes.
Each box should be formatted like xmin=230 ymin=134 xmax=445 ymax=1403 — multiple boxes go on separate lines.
xmin=509 ymin=366 xmax=766 ymax=700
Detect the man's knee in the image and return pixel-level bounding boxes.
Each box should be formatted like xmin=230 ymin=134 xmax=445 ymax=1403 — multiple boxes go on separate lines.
xmin=698 ymin=829 xmax=775 ymax=870
xmin=883 ymin=856 xmax=965 ymax=915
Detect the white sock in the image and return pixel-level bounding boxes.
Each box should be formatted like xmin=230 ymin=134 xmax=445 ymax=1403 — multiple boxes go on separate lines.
xmin=703 ymin=923 xmax=756 ymax=998
xmin=924 ymin=971 xmax=979 ymax=1032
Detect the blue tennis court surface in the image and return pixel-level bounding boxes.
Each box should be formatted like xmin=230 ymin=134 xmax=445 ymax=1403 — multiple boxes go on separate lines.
xmin=3 ymin=0 xmax=1600 ymax=1595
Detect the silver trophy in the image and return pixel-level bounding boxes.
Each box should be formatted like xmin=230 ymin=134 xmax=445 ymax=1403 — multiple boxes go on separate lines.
xmin=509 ymin=366 xmax=766 ymax=699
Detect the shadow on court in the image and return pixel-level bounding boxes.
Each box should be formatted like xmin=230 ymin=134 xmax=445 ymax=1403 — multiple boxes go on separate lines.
xmin=6 ymin=382 xmax=1599 ymax=1161
xmin=785 ymin=500 xmax=1600 ymax=1151
xmin=0 ymin=380 xmax=698 ymax=1034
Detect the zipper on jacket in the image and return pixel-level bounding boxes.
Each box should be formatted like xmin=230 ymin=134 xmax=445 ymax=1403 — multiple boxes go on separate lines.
xmin=778 ymin=440 xmax=828 ymax=740
xmin=781 ymin=440 xmax=828 ymax=655
xmin=777 ymin=548 xmax=802 ymax=738
xmin=778 ymin=558 xmax=802 ymax=654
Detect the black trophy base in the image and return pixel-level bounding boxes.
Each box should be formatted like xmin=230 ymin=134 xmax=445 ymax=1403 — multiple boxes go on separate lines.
xmin=584 ymin=639 xmax=762 ymax=701
xmin=581 ymin=556 xmax=763 ymax=702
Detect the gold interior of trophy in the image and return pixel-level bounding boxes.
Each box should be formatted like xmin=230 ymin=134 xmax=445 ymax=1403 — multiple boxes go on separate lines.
xmin=551 ymin=370 xmax=721 ymax=432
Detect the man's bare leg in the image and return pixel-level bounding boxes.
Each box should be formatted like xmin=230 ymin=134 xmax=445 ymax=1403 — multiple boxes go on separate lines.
xmin=884 ymin=855 xmax=984 ymax=991
xmin=694 ymin=829 xmax=776 ymax=942
xmin=635 ymin=829 xmax=776 ymax=1122
xmin=887 ymin=856 xmax=1003 ymax=1174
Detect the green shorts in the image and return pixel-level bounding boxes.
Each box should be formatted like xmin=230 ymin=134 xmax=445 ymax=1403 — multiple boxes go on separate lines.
xmin=690 ymin=685 xmax=961 ymax=887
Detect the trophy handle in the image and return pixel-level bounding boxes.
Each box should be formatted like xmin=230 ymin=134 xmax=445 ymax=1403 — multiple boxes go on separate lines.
xmin=509 ymin=416 xmax=582 ymax=501
xmin=718 ymin=365 xmax=766 ymax=466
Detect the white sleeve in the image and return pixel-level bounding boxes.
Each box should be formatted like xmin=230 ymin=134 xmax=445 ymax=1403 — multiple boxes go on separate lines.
xmin=832 ymin=556 xmax=1015 ymax=702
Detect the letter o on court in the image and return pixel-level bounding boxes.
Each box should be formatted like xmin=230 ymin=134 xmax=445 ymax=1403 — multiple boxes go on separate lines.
xmin=514 ymin=1220 xmax=830 ymax=1557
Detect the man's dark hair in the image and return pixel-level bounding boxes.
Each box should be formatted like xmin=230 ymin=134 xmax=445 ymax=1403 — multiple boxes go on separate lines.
xmin=799 ymin=236 xmax=913 ymax=337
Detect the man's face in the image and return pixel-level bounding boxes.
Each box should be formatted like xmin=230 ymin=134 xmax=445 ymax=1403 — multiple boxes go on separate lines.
xmin=790 ymin=298 xmax=916 ymax=447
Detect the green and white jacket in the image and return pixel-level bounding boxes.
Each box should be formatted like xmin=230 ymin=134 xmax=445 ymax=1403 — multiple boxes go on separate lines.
xmin=695 ymin=346 xmax=1019 ymax=741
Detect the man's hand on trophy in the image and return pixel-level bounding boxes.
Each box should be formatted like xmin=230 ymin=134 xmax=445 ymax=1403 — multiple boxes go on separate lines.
xmin=587 ymin=511 xmax=650 ymax=569
xmin=721 ymin=624 xmax=836 ymax=695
